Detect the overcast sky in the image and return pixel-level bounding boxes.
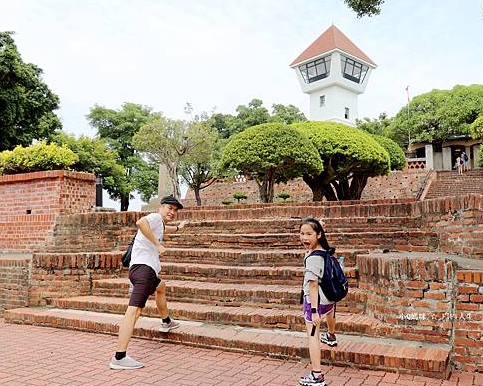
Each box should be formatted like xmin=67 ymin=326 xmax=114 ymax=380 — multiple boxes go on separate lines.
xmin=1 ymin=0 xmax=482 ymax=209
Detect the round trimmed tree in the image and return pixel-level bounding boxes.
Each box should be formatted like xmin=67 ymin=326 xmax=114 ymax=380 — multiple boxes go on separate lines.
xmin=219 ymin=123 xmax=323 ymax=203
xmin=372 ymin=134 xmax=406 ymax=170
xmin=290 ymin=121 xmax=390 ymax=201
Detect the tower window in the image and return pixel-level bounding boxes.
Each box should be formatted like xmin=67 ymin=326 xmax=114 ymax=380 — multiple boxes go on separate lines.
xmin=299 ymin=55 xmax=331 ymax=84
xmin=345 ymin=107 xmax=350 ymax=119
xmin=319 ymin=95 xmax=325 ymax=107
xmin=341 ymin=55 xmax=368 ymax=84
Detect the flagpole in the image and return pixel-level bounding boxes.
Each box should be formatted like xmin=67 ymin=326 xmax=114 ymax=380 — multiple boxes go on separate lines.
xmin=406 ymin=85 xmax=411 ymax=144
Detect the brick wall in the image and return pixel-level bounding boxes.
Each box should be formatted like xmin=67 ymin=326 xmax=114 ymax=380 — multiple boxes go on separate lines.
xmin=183 ymin=170 xmax=430 ymax=207
xmin=415 ymin=195 xmax=483 ymax=258
xmin=0 ymin=256 xmax=31 ymax=316
xmin=357 ymin=253 xmax=457 ymax=344
xmin=454 ymin=270 xmax=483 ymax=372
xmin=0 ymin=170 xmax=96 ymax=253
xmin=29 ymin=252 xmax=122 ymax=306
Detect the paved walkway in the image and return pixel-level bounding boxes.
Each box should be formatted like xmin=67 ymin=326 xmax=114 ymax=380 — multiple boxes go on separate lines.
xmin=1 ymin=320 xmax=481 ymax=386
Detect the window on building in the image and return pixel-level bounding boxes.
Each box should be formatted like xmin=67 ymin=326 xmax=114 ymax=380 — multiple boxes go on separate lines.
xmin=319 ymin=95 xmax=325 ymax=107
xmin=299 ymin=55 xmax=331 ymax=84
xmin=345 ymin=107 xmax=350 ymax=119
xmin=341 ymin=55 xmax=369 ymax=84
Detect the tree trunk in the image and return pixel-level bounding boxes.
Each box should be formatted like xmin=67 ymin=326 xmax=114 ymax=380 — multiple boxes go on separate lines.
xmin=166 ymin=164 xmax=181 ymax=199
xmin=194 ymin=188 xmax=202 ymax=206
xmin=303 ymin=174 xmax=337 ymax=202
xmin=349 ymin=175 xmax=369 ymax=200
xmin=258 ymin=171 xmax=275 ymax=203
xmin=120 ymin=193 xmax=130 ymax=211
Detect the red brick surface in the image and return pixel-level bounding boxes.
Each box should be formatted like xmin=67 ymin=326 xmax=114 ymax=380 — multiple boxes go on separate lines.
xmin=0 ymin=319 xmax=479 ymax=386
xmin=0 ymin=170 xmax=96 ymax=253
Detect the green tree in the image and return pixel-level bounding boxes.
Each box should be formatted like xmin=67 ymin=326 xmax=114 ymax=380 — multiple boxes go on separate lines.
xmin=236 ymin=98 xmax=271 ymax=128
xmin=356 ymin=112 xmax=392 ymax=136
xmin=179 ymin=121 xmax=221 ymax=206
xmin=343 ymin=0 xmax=385 ymax=17
xmin=52 ymin=132 xmax=128 ymax=202
xmin=0 ymin=31 xmax=61 ymax=151
xmin=291 ymin=121 xmax=390 ymax=201
xmin=133 ymin=117 xmax=212 ymax=199
xmin=372 ymin=135 xmax=406 ymax=170
xmin=209 ymin=99 xmax=306 ymax=139
xmin=87 ymin=103 xmax=161 ymax=211
xmin=270 ymin=104 xmax=307 ymax=124
xmin=470 ymin=115 xmax=483 ymax=167
xmin=388 ymin=85 xmax=483 ymax=147
xmin=219 ymin=123 xmax=323 ymax=203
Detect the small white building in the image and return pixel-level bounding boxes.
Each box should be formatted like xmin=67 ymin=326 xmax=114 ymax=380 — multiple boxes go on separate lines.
xmin=290 ymin=25 xmax=376 ymax=126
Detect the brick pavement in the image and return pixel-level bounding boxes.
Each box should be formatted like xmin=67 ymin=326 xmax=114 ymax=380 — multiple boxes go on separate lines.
xmin=1 ymin=320 xmax=482 ymax=386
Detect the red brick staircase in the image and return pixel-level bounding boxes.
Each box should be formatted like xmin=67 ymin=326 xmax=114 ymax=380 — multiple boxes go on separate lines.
xmin=5 ymin=200 xmax=461 ymax=379
xmin=425 ymin=170 xmax=483 ymax=199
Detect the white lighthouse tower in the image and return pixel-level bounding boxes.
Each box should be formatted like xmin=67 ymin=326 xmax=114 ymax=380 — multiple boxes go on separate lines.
xmin=290 ymin=25 xmax=376 ymax=126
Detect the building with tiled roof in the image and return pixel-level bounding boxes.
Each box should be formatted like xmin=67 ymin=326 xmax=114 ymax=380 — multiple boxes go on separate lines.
xmin=291 ymin=24 xmax=376 ymax=126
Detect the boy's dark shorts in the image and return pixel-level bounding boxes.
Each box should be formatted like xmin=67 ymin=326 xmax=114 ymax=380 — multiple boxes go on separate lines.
xmin=128 ymin=264 xmax=161 ymax=308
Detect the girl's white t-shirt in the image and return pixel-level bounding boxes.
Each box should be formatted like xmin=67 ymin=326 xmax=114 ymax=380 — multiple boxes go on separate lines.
xmin=130 ymin=213 xmax=164 ymax=274
xmin=302 ymin=250 xmax=333 ymax=305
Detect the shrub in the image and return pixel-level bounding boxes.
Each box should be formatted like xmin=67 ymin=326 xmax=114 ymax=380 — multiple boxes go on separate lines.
xmin=0 ymin=142 xmax=78 ymax=175
xmin=233 ymin=192 xmax=247 ymax=203
xmin=277 ymin=192 xmax=291 ymax=201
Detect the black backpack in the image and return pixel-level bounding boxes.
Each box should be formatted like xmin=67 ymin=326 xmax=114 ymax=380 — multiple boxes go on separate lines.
xmin=121 ymin=233 xmax=137 ymax=268
xmin=304 ymin=249 xmax=349 ymax=303
xmin=463 ymin=153 xmax=469 ymax=161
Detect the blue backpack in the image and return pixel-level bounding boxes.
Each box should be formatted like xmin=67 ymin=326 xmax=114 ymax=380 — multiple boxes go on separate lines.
xmin=305 ymin=249 xmax=349 ymax=302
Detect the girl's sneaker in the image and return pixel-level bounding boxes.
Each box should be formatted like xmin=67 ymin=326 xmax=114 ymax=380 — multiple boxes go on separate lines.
xmin=299 ymin=372 xmax=326 ymax=386
xmin=321 ymin=331 xmax=338 ymax=347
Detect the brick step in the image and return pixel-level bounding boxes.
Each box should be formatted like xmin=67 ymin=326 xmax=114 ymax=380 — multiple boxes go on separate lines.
xmin=159 ymin=262 xmax=358 ymax=286
xmin=162 ymin=247 xmax=361 ymax=267
xmin=182 ymin=217 xmax=420 ymax=234
xmin=164 ymin=231 xmax=440 ymax=251
xmin=4 ymin=307 xmax=451 ymax=378
xmin=54 ymin=296 xmax=388 ymax=336
xmin=92 ymin=278 xmax=367 ymax=313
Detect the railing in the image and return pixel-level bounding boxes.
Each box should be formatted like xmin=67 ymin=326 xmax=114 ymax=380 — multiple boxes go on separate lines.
xmin=406 ymin=158 xmax=426 ymax=170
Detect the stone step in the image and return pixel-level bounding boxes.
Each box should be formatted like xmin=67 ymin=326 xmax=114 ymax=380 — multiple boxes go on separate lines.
xmin=159 ymin=262 xmax=358 ymax=286
xmin=92 ymin=278 xmax=367 ymax=313
xmin=54 ymin=295 xmax=387 ymax=336
xmin=164 ymin=231 xmax=439 ymax=251
xmin=162 ymin=247 xmax=361 ymax=267
xmin=4 ymin=307 xmax=451 ymax=378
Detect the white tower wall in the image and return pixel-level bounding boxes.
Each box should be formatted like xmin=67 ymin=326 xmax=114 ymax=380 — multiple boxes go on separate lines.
xmin=309 ymin=85 xmax=358 ymax=126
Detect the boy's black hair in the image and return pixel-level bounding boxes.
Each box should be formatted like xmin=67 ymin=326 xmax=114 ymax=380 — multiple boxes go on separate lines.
xmin=300 ymin=216 xmax=332 ymax=252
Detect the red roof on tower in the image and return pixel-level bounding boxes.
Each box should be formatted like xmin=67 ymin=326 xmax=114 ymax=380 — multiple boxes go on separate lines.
xmin=290 ymin=25 xmax=376 ymax=67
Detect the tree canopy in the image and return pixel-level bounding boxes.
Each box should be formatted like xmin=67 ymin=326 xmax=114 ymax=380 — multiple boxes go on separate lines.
xmin=52 ymin=132 xmax=128 ymax=202
xmin=343 ymin=0 xmax=385 ymax=17
xmin=0 ymin=31 xmax=61 ymax=151
xmin=210 ymin=98 xmax=306 ymax=139
xmin=133 ymin=117 xmax=213 ymax=200
xmin=388 ymin=85 xmax=483 ymax=147
xmin=470 ymin=116 xmax=483 ymax=167
xmin=372 ymin=134 xmax=406 ymax=170
xmin=87 ymin=103 xmax=161 ymax=211
xmin=219 ymin=122 xmax=322 ymax=203
xmin=291 ymin=121 xmax=390 ymax=201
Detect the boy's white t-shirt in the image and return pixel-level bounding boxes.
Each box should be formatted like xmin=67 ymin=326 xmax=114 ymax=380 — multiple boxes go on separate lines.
xmin=303 ymin=251 xmax=333 ymax=305
xmin=130 ymin=212 xmax=164 ymax=274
